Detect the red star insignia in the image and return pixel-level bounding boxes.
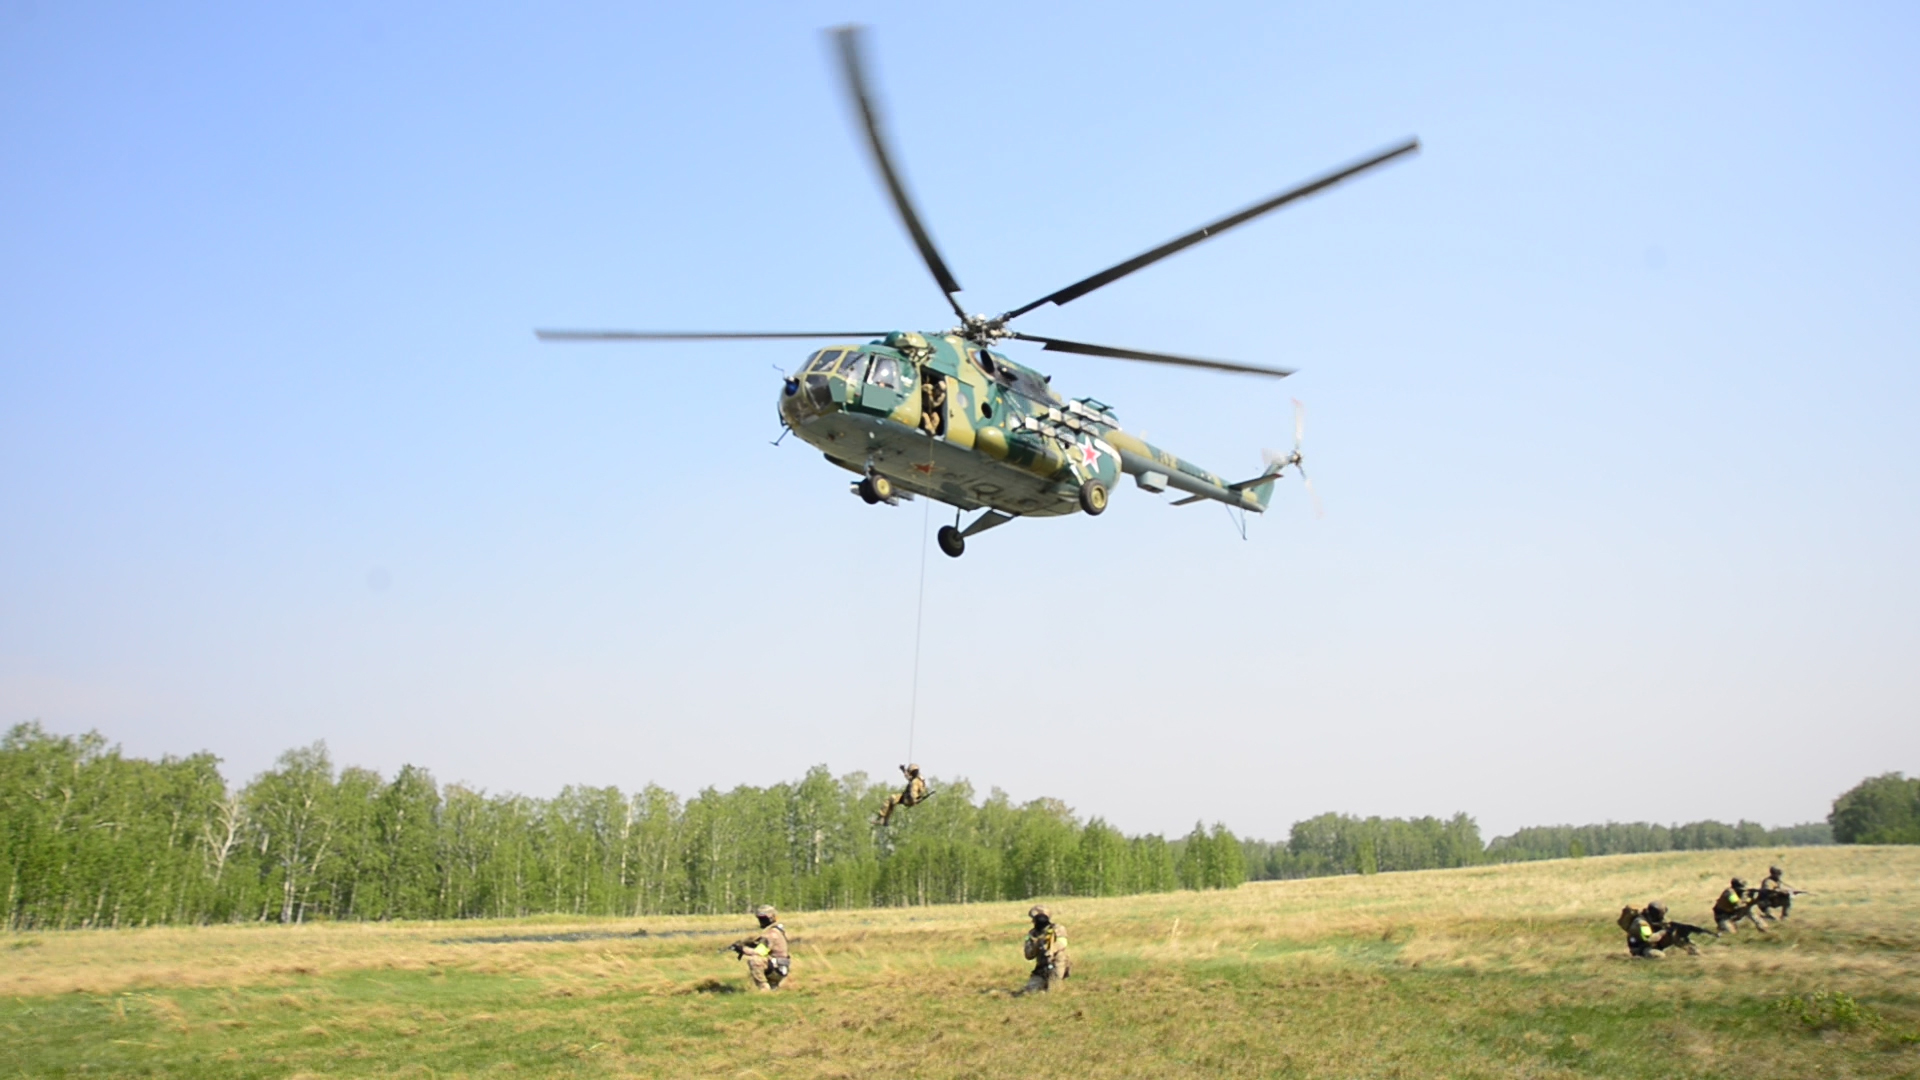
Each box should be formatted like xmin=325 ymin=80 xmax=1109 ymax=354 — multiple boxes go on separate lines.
xmin=1078 ymin=443 xmax=1101 ymax=469
xmin=912 ymin=461 xmax=937 ymax=475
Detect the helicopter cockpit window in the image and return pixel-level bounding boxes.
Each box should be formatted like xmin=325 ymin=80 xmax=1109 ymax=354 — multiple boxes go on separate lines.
xmin=810 ymin=349 xmax=845 ymax=372
xmin=835 ymin=350 xmax=870 ymax=380
xmin=868 ymin=355 xmax=900 ymax=389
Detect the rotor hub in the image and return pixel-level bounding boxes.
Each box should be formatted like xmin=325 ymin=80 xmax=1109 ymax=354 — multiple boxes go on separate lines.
xmin=954 ymin=313 xmax=1009 ymax=345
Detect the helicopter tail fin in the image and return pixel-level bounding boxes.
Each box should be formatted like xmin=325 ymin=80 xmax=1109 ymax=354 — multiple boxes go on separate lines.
xmin=1251 ymin=469 xmax=1284 ymax=510
xmin=1232 ymin=463 xmax=1286 ymax=510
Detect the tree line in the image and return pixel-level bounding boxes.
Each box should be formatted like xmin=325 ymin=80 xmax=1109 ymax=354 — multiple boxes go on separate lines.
xmin=1480 ymin=819 xmax=1831 ymax=863
xmin=0 ymin=724 xmax=1246 ymax=930
xmin=2 ymin=724 xmax=1865 ymax=931
xmin=1828 ymin=772 xmax=1920 ymax=844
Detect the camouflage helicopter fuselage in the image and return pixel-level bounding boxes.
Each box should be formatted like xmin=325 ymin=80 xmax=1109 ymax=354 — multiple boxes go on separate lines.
xmin=539 ymin=26 xmax=1409 ymax=551
xmin=778 ymin=330 xmax=1279 ymax=524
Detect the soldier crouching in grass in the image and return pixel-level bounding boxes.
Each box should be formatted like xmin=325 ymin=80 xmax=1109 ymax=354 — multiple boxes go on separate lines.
xmin=1713 ymin=878 xmax=1768 ymax=936
xmin=1619 ymin=901 xmax=1714 ymax=958
xmin=1756 ymin=865 xmax=1806 ymax=921
xmin=1619 ymin=904 xmax=1664 ymax=959
xmin=729 ymin=905 xmax=791 ymax=991
xmin=1015 ymin=905 xmax=1070 ymax=994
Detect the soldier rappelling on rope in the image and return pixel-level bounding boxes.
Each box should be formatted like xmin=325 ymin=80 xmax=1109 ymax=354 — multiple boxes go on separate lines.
xmin=875 ymin=763 xmax=932 ymax=826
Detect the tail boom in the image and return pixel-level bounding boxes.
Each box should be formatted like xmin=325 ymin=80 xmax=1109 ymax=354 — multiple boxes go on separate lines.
xmin=1103 ymin=430 xmax=1275 ymax=511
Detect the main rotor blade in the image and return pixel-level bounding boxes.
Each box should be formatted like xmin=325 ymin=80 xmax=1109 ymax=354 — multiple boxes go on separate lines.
xmin=1001 ymin=138 xmax=1420 ymax=322
xmin=831 ymin=25 xmax=967 ymax=322
xmin=1009 ymin=332 xmax=1294 ymax=379
xmin=536 ymin=330 xmax=889 ymax=342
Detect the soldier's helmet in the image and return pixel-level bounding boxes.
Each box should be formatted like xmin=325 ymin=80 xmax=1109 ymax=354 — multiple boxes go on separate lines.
xmin=1731 ymin=878 xmax=1746 ymax=890
xmin=906 ymin=763 xmax=921 ymax=775
xmin=1646 ymin=900 xmax=1668 ymax=919
xmin=1769 ymin=866 xmax=1783 ymax=878
xmin=754 ymin=904 xmax=777 ymax=920
xmin=1028 ymin=905 xmax=1050 ymax=921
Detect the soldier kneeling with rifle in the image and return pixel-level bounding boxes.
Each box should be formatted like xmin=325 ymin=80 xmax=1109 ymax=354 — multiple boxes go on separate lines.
xmin=1755 ymin=865 xmax=1811 ymax=920
xmin=1016 ymin=905 xmax=1070 ymax=994
xmin=1713 ymin=878 xmax=1768 ymax=935
xmin=1619 ymin=901 xmax=1716 ymax=958
xmin=727 ymin=904 xmax=791 ymax=991
xmin=1647 ymin=900 xmax=1717 ymax=956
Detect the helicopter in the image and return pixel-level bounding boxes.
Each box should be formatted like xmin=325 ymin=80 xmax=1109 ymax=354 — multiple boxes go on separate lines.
xmin=539 ymin=26 xmax=1417 ymax=558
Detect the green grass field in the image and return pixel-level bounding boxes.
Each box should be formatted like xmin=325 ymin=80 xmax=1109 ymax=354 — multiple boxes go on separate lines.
xmin=3 ymin=846 xmax=1915 ymax=1078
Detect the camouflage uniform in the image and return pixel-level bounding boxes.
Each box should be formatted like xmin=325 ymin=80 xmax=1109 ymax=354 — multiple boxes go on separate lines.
xmin=1643 ymin=901 xmax=1700 ymax=956
xmin=737 ymin=905 xmax=791 ymax=991
xmin=1017 ymin=905 xmax=1070 ymax=993
xmin=876 ymin=764 xmax=929 ymax=826
xmin=1712 ymin=879 xmax=1767 ymax=935
xmin=919 ymin=375 xmax=947 ymax=436
xmin=1756 ymin=866 xmax=1794 ymax=920
xmin=1619 ymin=906 xmax=1664 ymax=959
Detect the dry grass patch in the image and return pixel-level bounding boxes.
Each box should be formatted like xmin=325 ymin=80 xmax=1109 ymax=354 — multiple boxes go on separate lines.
xmin=1 ymin=847 xmax=1916 ymax=1077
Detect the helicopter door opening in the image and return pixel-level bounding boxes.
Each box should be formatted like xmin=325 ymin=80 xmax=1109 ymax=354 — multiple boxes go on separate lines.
xmin=919 ymin=371 xmax=948 ymax=437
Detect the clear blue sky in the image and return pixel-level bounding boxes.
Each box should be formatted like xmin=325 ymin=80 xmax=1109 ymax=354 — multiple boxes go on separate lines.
xmin=3 ymin=0 xmax=1915 ymax=839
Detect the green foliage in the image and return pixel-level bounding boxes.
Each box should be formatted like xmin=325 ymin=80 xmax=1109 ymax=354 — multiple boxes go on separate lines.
xmin=1485 ymin=818 xmax=1831 ymax=861
xmin=1771 ymin=991 xmax=1882 ymax=1032
xmin=0 ymin=723 xmax=230 ymax=930
xmin=1 ymin=723 xmax=1878 ymax=930
xmin=1175 ymin=823 xmax=1246 ymax=889
xmin=1829 ymin=773 xmax=1920 ymax=844
xmin=1247 ymin=812 xmax=1484 ymax=879
xmin=0 ymin=724 xmax=1189 ymax=929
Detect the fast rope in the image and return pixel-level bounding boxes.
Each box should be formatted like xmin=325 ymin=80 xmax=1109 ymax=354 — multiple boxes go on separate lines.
xmin=905 ymin=462 xmax=932 ymax=764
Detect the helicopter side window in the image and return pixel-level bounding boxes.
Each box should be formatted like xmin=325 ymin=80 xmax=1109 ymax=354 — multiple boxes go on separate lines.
xmin=869 ymin=355 xmax=899 ymax=389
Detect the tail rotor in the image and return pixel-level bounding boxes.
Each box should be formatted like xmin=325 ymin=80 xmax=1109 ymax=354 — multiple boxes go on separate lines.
xmin=1263 ymin=398 xmax=1324 ymax=518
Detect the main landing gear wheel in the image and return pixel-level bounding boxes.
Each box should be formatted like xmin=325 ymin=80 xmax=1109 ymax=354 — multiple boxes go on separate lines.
xmin=1079 ymin=479 xmax=1109 ymax=516
xmin=858 ymin=474 xmax=893 ymax=505
xmin=936 ymin=525 xmax=966 ymax=558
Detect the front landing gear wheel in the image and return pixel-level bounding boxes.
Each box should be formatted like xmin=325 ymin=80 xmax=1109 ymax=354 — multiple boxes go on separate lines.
xmin=1079 ymin=479 xmax=1109 ymax=516
xmin=936 ymin=525 xmax=966 ymax=558
xmin=858 ymin=474 xmax=893 ymax=504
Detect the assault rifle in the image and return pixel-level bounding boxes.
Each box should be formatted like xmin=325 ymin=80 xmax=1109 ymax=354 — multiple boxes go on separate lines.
xmin=1662 ymin=921 xmax=1718 ymax=945
xmin=1027 ymin=929 xmax=1059 ymax=973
